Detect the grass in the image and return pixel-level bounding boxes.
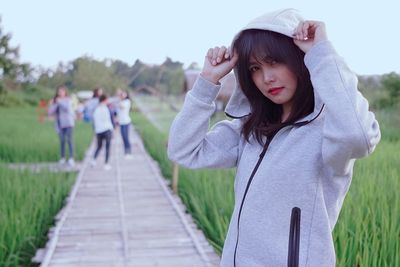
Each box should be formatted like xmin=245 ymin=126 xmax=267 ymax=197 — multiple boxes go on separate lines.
xmin=0 ymin=106 xmax=92 ymax=266
xmin=0 ymin=107 xmax=92 ymax=163
xmin=375 ymin=104 xmax=400 ymax=142
xmin=133 ymin=95 xmax=182 ymax=132
xmin=0 ymin=165 xmax=75 ymax=266
xmin=334 ymin=141 xmax=400 ymax=266
xmin=132 ymin=95 xmax=400 ymax=266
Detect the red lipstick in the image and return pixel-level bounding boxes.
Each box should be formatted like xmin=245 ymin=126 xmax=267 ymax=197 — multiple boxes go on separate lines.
xmin=268 ymin=87 xmax=283 ymax=96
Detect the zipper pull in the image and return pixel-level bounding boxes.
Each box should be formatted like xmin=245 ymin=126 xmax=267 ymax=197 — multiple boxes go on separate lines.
xmin=287 ymin=207 xmax=301 ymax=267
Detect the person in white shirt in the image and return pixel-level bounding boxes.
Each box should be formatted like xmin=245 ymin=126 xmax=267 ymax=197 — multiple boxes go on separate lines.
xmin=91 ymin=94 xmax=114 ymax=170
xmin=83 ymin=87 xmax=103 ymax=123
xmin=117 ymin=90 xmax=133 ymax=158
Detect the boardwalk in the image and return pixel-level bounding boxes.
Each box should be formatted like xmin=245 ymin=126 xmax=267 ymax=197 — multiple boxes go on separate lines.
xmin=33 ymin=128 xmax=220 ymax=267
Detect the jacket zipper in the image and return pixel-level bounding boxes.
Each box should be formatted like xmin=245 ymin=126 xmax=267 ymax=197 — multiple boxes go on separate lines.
xmin=233 ymin=137 xmax=272 ymax=267
xmin=232 ymin=105 xmax=324 ymax=267
xmin=287 ymin=207 xmax=301 ymax=267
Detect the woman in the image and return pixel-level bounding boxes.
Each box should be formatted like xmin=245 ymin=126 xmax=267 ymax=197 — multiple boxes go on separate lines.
xmin=91 ymin=94 xmax=114 ymax=170
xmin=117 ymin=90 xmax=133 ymax=158
xmin=48 ymin=85 xmax=75 ymax=166
xmin=167 ymin=8 xmax=380 ymax=266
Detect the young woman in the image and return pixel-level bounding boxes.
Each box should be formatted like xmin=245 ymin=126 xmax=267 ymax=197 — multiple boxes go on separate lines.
xmin=91 ymin=94 xmax=115 ymax=170
xmin=83 ymin=87 xmax=103 ymax=123
xmin=168 ymin=9 xmax=381 ymax=267
xmin=48 ymin=85 xmax=75 ymax=166
xmin=117 ymin=90 xmax=133 ymax=158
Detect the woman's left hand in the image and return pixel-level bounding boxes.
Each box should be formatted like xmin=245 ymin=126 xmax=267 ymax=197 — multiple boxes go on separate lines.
xmin=293 ymin=20 xmax=328 ymax=53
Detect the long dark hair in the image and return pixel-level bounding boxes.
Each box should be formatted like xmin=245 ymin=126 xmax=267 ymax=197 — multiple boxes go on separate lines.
xmin=53 ymin=85 xmax=68 ymax=102
xmin=232 ymin=29 xmax=315 ymax=145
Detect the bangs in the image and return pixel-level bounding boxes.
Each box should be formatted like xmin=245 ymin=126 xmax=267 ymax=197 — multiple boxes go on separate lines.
xmin=235 ymin=29 xmax=295 ymax=67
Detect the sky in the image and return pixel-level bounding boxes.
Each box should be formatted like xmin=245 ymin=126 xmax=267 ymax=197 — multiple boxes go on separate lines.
xmin=1 ymin=0 xmax=399 ymax=76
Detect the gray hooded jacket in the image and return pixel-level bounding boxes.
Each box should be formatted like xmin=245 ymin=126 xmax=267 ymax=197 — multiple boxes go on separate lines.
xmin=168 ymin=9 xmax=380 ymax=267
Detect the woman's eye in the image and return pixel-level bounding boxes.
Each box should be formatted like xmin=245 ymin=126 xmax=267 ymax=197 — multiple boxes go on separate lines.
xmin=249 ymin=66 xmax=259 ymax=72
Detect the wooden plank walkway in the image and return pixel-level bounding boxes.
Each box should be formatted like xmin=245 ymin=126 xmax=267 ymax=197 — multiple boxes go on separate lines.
xmin=33 ymin=127 xmax=220 ymax=267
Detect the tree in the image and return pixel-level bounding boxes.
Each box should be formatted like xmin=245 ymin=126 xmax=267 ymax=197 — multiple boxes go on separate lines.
xmin=37 ymin=62 xmax=72 ymax=89
xmin=373 ymin=72 xmax=400 ymax=109
xmin=0 ymin=17 xmax=31 ymax=83
xmin=187 ymin=62 xmax=200 ymax=70
xmin=159 ymin=58 xmax=184 ymax=95
xmin=382 ymin=72 xmax=400 ymax=104
xmin=71 ymin=56 xmax=127 ymax=91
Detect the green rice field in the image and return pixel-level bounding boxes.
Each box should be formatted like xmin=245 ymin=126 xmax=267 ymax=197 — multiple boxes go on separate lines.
xmin=0 ymin=107 xmax=92 ymax=163
xmin=0 ymin=107 xmax=92 ymax=266
xmin=0 ymin=166 xmax=75 ymax=266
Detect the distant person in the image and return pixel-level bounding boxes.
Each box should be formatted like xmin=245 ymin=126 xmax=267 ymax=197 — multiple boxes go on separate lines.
xmin=167 ymin=9 xmax=381 ymax=266
xmin=83 ymin=87 xmax=103 ymax=123
xmin=117 ymin=90 xmax=133 ymax=158
xmin=107 ymin=89 xmax=121 ymax=125
xmin=91 ymin=94 xmax=115 ymax=170
xmin=48 ymin=85 xmax=75 ymax=166
xmin=37 ymin=99 xmax=48 ymax=123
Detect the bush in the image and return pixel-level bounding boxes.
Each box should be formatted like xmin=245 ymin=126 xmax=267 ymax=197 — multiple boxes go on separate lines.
xmin=0 ymin=90 xmax=26 ymax=107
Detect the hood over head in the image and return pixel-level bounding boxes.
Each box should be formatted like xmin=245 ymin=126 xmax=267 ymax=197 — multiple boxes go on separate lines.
xmin=225 ymin=8 xmax=304 ymax=118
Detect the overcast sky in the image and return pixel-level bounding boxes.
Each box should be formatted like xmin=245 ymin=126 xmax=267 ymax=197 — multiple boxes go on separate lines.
xmin=1 ymin=0 xmax=399 ymax=75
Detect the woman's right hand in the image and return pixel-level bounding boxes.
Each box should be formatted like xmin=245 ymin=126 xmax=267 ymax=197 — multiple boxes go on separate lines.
xmin=200 ymin=46 xmax=238 ymax=84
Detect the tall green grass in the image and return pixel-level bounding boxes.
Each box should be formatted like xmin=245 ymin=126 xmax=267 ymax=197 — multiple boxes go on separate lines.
xmin=133 ymin=110 xmax=399 ymax=266
xmin=0 ymin=106 xmax=91 ymax=266
xmin=334 ymin=141 xmax=400 ymax=266
xmin=133 ymin=95 xmax=182 ymax=132
xmin=0 ymin=107 xmax=92 ymax=162
xmin=0 ymin=165 xmax=75 ymax=266
xmin=376 ymin=104 xmax=400 ymax=142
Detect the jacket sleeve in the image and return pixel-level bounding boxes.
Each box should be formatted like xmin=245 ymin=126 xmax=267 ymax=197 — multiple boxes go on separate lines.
xmin=304 ymin=41 xmax=381 ymax=174
xmin=47 ymin=103 xmax=58 ymax=116
xmin=167 ymin=75 xmax=241 ymax=169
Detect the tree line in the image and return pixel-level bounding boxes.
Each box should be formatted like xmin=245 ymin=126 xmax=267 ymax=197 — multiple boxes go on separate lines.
xmin=0 ymin=17 xmax=398 ymax=109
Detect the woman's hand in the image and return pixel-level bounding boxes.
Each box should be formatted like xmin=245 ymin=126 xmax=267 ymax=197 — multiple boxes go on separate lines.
xmin=293 ymin=21 xmax=328 ymax=53
xmin=49 ymin=97 xmax=58 ymax=105
xmin=200 ymin=46 xmax=238 ymax=84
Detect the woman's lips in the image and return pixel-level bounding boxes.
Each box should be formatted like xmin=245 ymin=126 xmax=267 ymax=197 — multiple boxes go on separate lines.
xmin=268 ymin=87 xmax=284 ymax=96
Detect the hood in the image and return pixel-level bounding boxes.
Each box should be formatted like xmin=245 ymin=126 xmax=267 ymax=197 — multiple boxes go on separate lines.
xmin=225 ymin=8 xmax=305 ymax=119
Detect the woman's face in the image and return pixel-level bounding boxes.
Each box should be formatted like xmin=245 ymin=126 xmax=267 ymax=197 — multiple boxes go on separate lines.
xmin=249 ymin=57 xmax=298 ymax=113
xmin=58 ymin=88 xmax=66 ymax=98
xmin=120 ymin=91 xmax=127 ymax=99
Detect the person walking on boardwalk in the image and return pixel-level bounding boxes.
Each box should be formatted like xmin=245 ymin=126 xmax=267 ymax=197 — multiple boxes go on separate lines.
xmin=48 ymin=85 xmax=76 ymax=166
xmin=91 ymin=94 xmax=115 ymax=170
xmin=83 ymin=87 xmax=103 ymax=123
xmin=167 ymin=8 xmax=381 ymax=267
xmin=117 ymin=90 xmax=133 ymax=159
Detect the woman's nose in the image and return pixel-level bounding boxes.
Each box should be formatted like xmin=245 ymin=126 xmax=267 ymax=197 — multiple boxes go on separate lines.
xmin=263 ymin=70 xmax=275 ymax=83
